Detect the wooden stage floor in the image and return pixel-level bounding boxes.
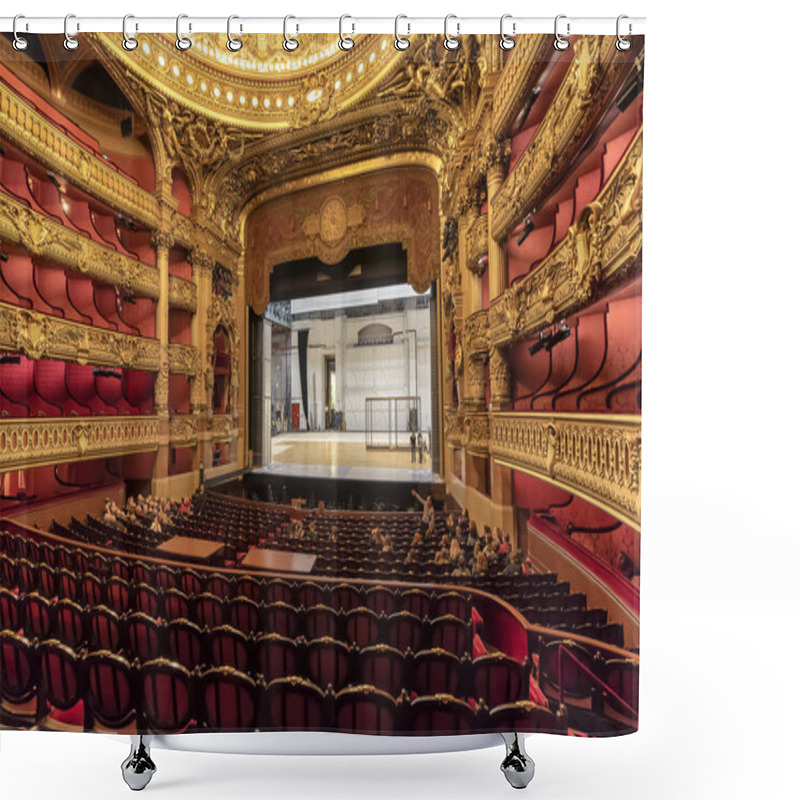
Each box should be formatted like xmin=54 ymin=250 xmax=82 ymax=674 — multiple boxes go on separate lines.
xmin=263 ymin=431 xmax=437 ymax=483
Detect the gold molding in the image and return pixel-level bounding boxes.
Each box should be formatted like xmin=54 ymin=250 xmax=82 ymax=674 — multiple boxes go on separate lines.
xmin=168 ymin=276 xmax=199 ymax=313
xmin=167 ymin=343 xmax=199 ymax=376
xmin=492 ymin=411 xmax=641 ymax=529
xmin=169 ymin=415 xmax=198 ymax=447
xmin=463 ymin=412 xmax=490 ymax=456
xmin=0 ymin=302 xmax=161 ymax=371
xmin=0 ymin=81 xmax=159 ymax=229
xmin=485 ymin=125 xmax=643 ymax=347
xmin=0 ymin=191 xmax=160 ymax=299
xmin=211 ymin=414 xmax=234 ymax=442
xmin=491 ymin=36 xmax=555 ymax=138
xmin=0 ymin=416 xmax=159 ymax=473
xmin=491 ymin=36 xmax=641 ymax=241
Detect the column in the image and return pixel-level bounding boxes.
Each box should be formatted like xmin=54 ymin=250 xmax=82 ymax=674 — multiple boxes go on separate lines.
xmin=151 ymin=229 xmax=173 ymax=496
xmin=190 ymin=249 xmax=214 ymax=477
xmin=489 ymin=343 xmax=511 ymax=410
xmin=262 ymin=319 xmax=272 ymax=465
xmin=486 ymin=150 xmax=510 ymax=301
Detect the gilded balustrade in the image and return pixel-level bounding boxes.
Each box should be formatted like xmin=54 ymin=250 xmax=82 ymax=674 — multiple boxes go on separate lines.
xmin=169 ymin=415 xmax=198 ymax=447
xmin=491 ymin=412 xmax=641 ymax=529
xmin=211 ymin=414 xmax=234 ymax=442
xmin=0 ymin=416 xmax=159 ymax=472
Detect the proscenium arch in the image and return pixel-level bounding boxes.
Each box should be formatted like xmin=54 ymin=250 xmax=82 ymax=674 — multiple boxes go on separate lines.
xmin=241 ymin=155 xmax=443 ymax=315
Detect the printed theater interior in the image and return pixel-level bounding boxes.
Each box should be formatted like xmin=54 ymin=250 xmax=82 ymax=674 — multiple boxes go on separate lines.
xmin=0 ymin=24 xmax=642 ymax=791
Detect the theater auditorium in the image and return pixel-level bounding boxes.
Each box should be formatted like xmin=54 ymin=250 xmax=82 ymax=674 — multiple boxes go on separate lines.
xmin=0 ymin=31 xmax=642 ymax=746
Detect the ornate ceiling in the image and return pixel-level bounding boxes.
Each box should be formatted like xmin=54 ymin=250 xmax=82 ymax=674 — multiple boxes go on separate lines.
xmin=93 ymin=33 xmax=406 ymax=131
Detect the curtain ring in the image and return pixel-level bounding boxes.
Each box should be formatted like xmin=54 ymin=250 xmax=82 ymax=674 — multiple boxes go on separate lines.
xmin=338 ymin=15 xmax=355 ymax=51
xmin=283 ymin=15 xmax=299 ymax=52
xmin=499 ymin=14 xmax=516 ymax=51
xmin=227 ymin=15 xmax=243 ymax=52
xmin=176 ymin=14 xmax=192 ymax=51
xmin=616 ymin=15 xmax=632 ymax=51
xmin=554 ymin=14 xmax=570 ymax=51
xmin=122 ymin=15 xmax=139 ymax=51
xmin=443 ymin=14 xmax=460 ymax=51
xmin=394 ymin=15 xmax=410 ymax=51
xmin=64 ymin=13 xmax=79 ymax=51
xmin=12 ymin=15 xmax=29 ymax=51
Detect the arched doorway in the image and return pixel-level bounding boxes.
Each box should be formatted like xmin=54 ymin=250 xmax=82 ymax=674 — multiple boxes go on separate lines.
xmin=212 ymin=326 xmax=232 ymax=415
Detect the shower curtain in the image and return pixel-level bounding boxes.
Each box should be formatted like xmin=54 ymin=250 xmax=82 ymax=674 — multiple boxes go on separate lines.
xmin=0 ymin=28 xmax=642 ymax=740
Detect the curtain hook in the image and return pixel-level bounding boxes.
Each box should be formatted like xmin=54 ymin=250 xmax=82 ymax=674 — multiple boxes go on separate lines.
xmin=283 ymin=15 xmax=299 ymax=52
xmin=394 ymin=15 xmax=410 ymax=51
xmin=227 ymin=15 xmax=243 ymax=52
xmin=12 ymin=15 xmax=29 ymax=51
xmin=122 ymin=15 xmax=139 ymax=51
xmin=176 ymin=14 xmax=192 ymax=51
xmin=499 ymin=14 xmax=516 ymax=51
xmin=554 ymin=14 xmax=571 ymax=51
xmin=338 ymin=15 xmax=355 ymax=51
xmin=64 ymin=13 xmax=79 ymax=51
xmin=443 ymin=14 xmax=460 ymax=51
xmin=616 ymin=15 xmax=632 ymax=51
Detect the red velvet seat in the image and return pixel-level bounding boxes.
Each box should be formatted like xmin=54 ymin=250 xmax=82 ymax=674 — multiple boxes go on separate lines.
xmin=56 ymin=568 xmax=80 ymax=602
xmin=208 ymin=625 xmax=250 ymax=673
xmin=336 ymin=684 xmax=396 ymax=735
xmin=539 ymin=639 xmax=596 ymax=699
xmin=52 ymin=598 xmax=85 ymax=650
xmin=331 ymin=583 xmax=362 ymax=612
xmin=105 ymin=577 xmax=132 ymax=616
xmin=409 ymin=694 xmax=475 ymax=735
xmin=229 ymin=596 xmax=260 ymax=636
xmin=304 ymin=604 xmax=340 ymax=640
xmin=264 ymin=579 xmax=294 ymax=605
xmin=603 ymin=658 xmax=638 ymax=720
xmin=155 ymin=565 xmax=179 ymax=592
xmin=38 ymin=639 xmax=86 ymax=731
xmin=163 ymin=589 xmax=191 ymax=622
xmin=254 ymin=633 xmax=299 ymax=684
xmin=429 ymin=615 xmax=471 ymax=657
xmin=471 ymin=653 xmax=530 ymax=709
xmin=24 ymin=592 xmax=52 ymax=640
xmin=413 ymin=647 xmax=464 ymax=697
xmin=263 ymin=601 xmax=300 ymax=639
xmin=0 ymin=586 xmax=20 ymax=631
xmin=358 ymin=644 xmax=406 ymax=698
xmin=0 ymin=554 xmax=17 ymax=589
xmin=179 ymin=568 xmax=205 ymax=597
xmin=200 ymin=667 xmax=258 ymax=732
xmin=81 ymin=573 xmax=104 ymax=607
xmin=167 ymin=618 xmax=203 ymax=670
xmin=133 ymin=583 xmax=161 ymax=618
xmin=84 ymin=650 xmax=137 ymax=730
xmin=88 ymin=606 xmax=122 ymax=652
xmin=37 ymin=563 xmax=57 ymax=597
xmin=140 ymin=658 xmax=197 ymax=733
xmin=399 ymin=588 xmax=433 ymax=619
xmin=194 ymin=592 xmax=226 ymax=630
xmin=234 ymin=575 xmax=261 ymax=602
xmin=344 ymin=607 xmax=380 ymax=649
xmin=131 ymin=561 xmax=153 ymax=585
xmin=206 ymin=573 xmax=232 ymax=599
xmin=0 ymin=630 xmax=40 ymax=725
xmin=364 ymin=586 xmax=396 ymax=616
xmin=436 ymin=591 xmax=471 ymax=621
xmin=17 ymin=559 xmax=37 ymax=594
xmin=386 ymin=611 xmax=426 ymax=653
xmin=306 ymin=637 xmax=350 ymax=691
xmin=488 ymin=700 xmax=566 ymax=734
xmin=124 ymin=612 xmax=163 ymax=663
xmin=297 ymin=581 xmax=326 ymax=609
xmin=261 ymin=676 xmax=329 ymax=731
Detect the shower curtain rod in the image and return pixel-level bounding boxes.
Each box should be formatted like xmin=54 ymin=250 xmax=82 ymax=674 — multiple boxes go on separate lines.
xmin=0 ymin=16 xmax=646 ymax=36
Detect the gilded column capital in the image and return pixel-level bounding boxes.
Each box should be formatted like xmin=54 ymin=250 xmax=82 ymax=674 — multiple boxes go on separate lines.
xmin=189 ymin=248 xmax=215 ymax=274
xmin=151 ymin=229 xmax=175 ymax=250
xmin=489 ymin=343 xmax=511 ymax=410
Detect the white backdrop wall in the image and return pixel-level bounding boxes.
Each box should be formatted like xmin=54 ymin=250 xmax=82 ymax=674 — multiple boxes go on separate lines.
xmin=289 ymin=306 xmax=432 ymax=433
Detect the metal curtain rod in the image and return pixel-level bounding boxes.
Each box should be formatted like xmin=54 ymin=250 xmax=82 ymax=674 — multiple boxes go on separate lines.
xmin=0 ymin=16 xmax=646 ymax=36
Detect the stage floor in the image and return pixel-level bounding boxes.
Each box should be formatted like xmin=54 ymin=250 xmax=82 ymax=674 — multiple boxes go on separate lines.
xmin=261 ymin=431 xmax=439 ymax=483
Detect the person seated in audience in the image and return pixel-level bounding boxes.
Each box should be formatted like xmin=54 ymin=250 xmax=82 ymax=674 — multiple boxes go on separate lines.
xmin=426 ymin=514 xmax=436 ymax=539
xmin=485 ymin=540 xmax=500 ymax=569
xmin=466 ymin=522 xmax=479 ymax=549
xmin=439 ymin=532 xmax=450 ymax=549
xmin=381 ymin=532 xmax=393 ymax=553
xmin=449 ymin=535 xmax=462 ymax=563
xmin=307 ymin=520 xmax=318 ymax=543
xmin=445 ymin=513 xmax=457 ymax=536
xmin=404 ymin=546 xmax=420 ymax=566
xmin=411 ymin=489 xmax=434 ymax=522
xmin=371 ymin=526 xmax=383 ymax=546
xmin=522 ymin=555 xmax=535 ymax=576
xmin=472 ymin=547 xmax=489 ymax=577
xmin=434 ymin=544 xmax=450 ymax=565
xmin=501 ymin=550 xmax=524 ymax=576
xmin=498 ymin=533 xmax=511 ymax=556
xmin=150 ymin=516 xmax=162 ymax=533
xmin=451 ymin=555 xmax=470 ymax=577
xmin=329 ymin=524 xmax=339 ymax=544
xmin=411 ymin=530 xmax=424 ymax=549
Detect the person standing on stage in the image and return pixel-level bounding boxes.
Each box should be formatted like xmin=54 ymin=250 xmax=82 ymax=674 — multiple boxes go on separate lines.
xmin=410 ymin=430 xmax=417 ymax=462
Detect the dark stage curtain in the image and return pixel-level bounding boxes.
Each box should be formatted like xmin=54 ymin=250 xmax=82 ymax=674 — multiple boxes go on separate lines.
xmin=298 ymin=329 xmax=310 ymax=431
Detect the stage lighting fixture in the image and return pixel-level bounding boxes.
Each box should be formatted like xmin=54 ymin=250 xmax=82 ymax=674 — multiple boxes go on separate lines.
xmin=544 ymin=322 xmax=571 ymax=351
xmin=47 ymin=171 xmax=62 ymax=190
xmin=0 ymin=247 xmax=9 ymax=262
xmin=515 ymin=86 xmax=542 ymax=132
xmin=528 ymin=332 xmax=546 ymax=357
xmin=516 ymin=214 xmax=535 ymax=246
xmin=476 ymin=255 xmax=488 ymax=273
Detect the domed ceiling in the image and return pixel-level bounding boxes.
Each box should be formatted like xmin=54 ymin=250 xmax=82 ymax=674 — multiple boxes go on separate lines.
xmin=94 ymin=33 xmax=406 ymax=131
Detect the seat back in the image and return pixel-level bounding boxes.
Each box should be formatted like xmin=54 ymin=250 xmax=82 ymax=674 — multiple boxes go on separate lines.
xmin=0 ymin=586 xmax=20 ymax=631
xmin=306 ymin=637 xmax=350 ymax=691
xmin=413 ymin=648 xmax=463 ymax=697
xmin=386 ymin=611 xmax=425 ymax=653
xmin=208 ymin=625 xmax=250 ymax=673
xmin=125 ymin=612 xmax=163 ymax=663
xmin=140 ymin=658 xmax=195 ymax=733
xmin=200 ymin=667 xmax=257 ymax=731
xmin=167 ymin=618 xmax=204 ymax=670
xmin=88 ymin=605 xmax=122 ymax=652
xmin=195 ymin=592 xmax=226 ymax=629
xmin=0 ymin=630 xmax=38 ymax=704
xmin=85 ymin=650 xmax=135 ymax=728
xmin=488 ymin=700 xmax=566 ymax=733
xmin=429 ymin=615 xmax=470 ymax=656
xmin=472 ymin=653 xmax=528 ymax=709
xmin=263 ymin=602 xmax=299 ymax=639
xmin=409 ymin=694 xmax=475 ymax=734
xmin=261 ymin=676 xmax=328 ymax=730
xmin=358 ymin=644 xmax=406 ymax=697
xmin=254 ymin=633 xmax=299 ymax=683
xmin=304 ymin=604 xmax=340 ymax=640
xmin=24 ymin=592 xmax=52 ymax=640
xmin=39 ymin=639 xmax=84 ymax=713
xmin=344 ymin=607 xmax=379 ymax=649
xmin=336 ymin=684 xmax=396 ymax=734
xmin=52 ymin=598 xmax=85 ymax=649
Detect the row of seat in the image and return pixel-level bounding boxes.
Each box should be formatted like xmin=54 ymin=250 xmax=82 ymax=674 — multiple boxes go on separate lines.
xmin=0 ymin=630 xmax=565 ymax=735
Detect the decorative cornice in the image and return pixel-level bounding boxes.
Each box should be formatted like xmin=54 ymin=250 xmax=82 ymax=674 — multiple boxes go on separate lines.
xmin=0 ymin=302 xmax=160 ymax=371
xmin=464 ymin=214 xmax=489 ymax=276
xmin=444 ymin=408 xmax=464 ymax=448
xmin=0 ymin=80 xmax=159 ymax=229
xmin=485 ymin=126 xmax=643 ymax=347
xmin=0 ymin=416 xmax=159 ymax=473
xmin=463 ymin=412 xmax=490 ymax=456
xmin=464 ymin=309 xmax=490 ymax=357
xmin=167 ymin=343 xmax=199 ymax=376
xmin=491 ymin=36 xmax=555 ymax=138
xmin=0 ymin=191 xmax=160 ymax=299
xmin=492 ymin=36 xmax=641 ymax=241
xmin=168 ymin=276 xmax=198 ymax=313
xmin=491 ymin=412 xmax=641 ymax=529
xmin=169 ymin=415 xmax=198 ymax=447
xmin=211 ymin=414 xmax=234 ymax=442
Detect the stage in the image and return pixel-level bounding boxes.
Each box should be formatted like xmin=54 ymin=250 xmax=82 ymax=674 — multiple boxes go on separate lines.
xmin=244 ymin=431 xmax=444 ymax=511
